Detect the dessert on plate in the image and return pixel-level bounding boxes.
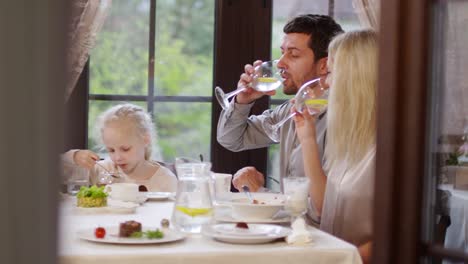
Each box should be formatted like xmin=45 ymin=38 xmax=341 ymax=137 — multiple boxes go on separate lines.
xmin=119 ymin=220 xmax=142 ymax=237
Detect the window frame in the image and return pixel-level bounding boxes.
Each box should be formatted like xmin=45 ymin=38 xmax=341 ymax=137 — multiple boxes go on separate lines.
xmin=68 ymin=0 xmax=341 ymax=182
xmin=68 ymin=0 xmax=275 ymax=175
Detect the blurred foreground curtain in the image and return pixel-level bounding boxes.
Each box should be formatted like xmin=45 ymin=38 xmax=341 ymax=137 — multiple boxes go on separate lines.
xmin=66 ymin=0 xmax=112 ymax=101
xmin=352 ymin=0 xmax=380 ymax=29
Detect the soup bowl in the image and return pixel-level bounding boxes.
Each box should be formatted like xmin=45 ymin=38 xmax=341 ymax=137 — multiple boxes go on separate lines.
xmin=227 ymin=192 xmax=286 ymax=220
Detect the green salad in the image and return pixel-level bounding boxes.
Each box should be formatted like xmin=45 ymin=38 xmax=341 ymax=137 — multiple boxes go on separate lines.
xmin=76 ymin=185 xmax=108 ymax=207
xmin=77 ymin=185 xmax=108 ymax=198
xmin=129 ymin=229 xmax=164 ymax=239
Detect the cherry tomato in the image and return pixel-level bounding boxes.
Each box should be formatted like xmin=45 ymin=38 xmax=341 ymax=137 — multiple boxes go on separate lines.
xmin=94 ymin=227 xmax=106 ymax=238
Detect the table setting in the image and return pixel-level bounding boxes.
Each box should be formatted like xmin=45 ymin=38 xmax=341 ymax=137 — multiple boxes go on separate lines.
xmin=58 ymin=161 xmax=362 ymax=264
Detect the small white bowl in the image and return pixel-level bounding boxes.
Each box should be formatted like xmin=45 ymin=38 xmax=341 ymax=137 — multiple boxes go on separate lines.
xmin=228 ymin=193 xmax=286 ymax=220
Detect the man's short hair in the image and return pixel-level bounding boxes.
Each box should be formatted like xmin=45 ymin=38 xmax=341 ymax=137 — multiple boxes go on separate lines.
xmin=283 ymin=14 xmax=344 ymax=61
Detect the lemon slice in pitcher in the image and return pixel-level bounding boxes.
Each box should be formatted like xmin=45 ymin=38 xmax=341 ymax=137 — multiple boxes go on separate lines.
xmin=175 ymin=206 xmax=213 ymax=217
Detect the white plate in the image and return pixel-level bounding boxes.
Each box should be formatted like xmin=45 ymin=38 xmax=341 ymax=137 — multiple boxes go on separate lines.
xmin=77 ymin=226 xmax=186 ymax=245
xmin=214 ymin=207 xmax=290 ymax=223
xmin=74 ymin=199 xmax=139 ymax=214
xmin=145 ymin=192 xmax=174 ymax=201
xmin=202 ymin=224 xmax=291 ymax=244
xmin=212 ymin=224 xmax=272 ymax=236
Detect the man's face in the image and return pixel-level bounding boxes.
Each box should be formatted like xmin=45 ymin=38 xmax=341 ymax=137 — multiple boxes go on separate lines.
xmin=277 ymin=33 xmax=322 ymax=95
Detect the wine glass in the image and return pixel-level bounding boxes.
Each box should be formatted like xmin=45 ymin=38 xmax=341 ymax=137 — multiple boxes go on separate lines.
xmin=263 ymin=78 xmax=328 ymax=142
xmin=282 ymin=176 xmax=310 ymax=222
xmin=214 ymin=60 xmax=284 ymax=110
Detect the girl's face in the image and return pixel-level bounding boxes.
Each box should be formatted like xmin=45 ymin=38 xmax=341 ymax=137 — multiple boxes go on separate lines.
xmin=102 ymin=121 xmax=148 ymax=174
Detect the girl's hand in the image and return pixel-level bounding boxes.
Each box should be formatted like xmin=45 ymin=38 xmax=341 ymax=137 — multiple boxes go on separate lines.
xmin=73 ymin=150 xmax=99 ymax=169
xmin=293 ymin=106 xmax=318 ymax=144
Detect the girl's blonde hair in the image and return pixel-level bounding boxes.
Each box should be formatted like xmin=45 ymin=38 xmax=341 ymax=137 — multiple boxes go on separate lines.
xmin=95 ymin=103 xmax=156 ymax=160
xmin=324 ymin=29 xmax=378 ymax=170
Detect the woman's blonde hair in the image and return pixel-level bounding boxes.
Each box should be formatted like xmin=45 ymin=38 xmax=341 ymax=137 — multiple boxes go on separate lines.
xmin=95 ymin=103 xmax=156 ymax=160
xmin=324 ymin=29 xmax=378 ymax=170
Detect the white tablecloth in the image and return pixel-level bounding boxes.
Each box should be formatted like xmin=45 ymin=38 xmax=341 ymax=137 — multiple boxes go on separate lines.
xmin=439 ymin=184 xmax=468 ymax=252
xmin=58 ymin=196 xmax=362 ymax=264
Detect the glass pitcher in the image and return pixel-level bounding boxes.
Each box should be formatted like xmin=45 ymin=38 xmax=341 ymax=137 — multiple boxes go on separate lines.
xmin=171 ymin=162 xmax=213 ymax=233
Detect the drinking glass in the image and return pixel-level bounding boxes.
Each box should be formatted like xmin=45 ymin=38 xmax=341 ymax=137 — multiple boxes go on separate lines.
xmin=212 ymin=173 xmax=232 ymax=203
xmin=263 ymin=78 xmax=328 ymax=142
xmin=214 ymin=60 xmax=284 ymax=110
xmin=66 ymin=166 xmax=90 ymax=195
xmin=282 ymin=176 xmax=310 ymax=221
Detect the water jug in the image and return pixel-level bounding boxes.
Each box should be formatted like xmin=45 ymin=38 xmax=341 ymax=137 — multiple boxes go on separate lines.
xmin=171 ymin=162 xmax=213 ymax=233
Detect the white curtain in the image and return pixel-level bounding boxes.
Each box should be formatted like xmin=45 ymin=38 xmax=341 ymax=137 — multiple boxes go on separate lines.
xmin=66 ymin=0 xmax=112 ymax=101
xmin=352 ymin=0 xmax=380 ymax=29
xmin=440 ymin=2 xmax=468 ymax=143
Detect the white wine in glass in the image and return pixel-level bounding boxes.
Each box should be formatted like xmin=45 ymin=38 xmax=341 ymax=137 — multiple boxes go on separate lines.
xmin=215 ymin=60 xmax=283 ymax=110
xmin=263 ymin=78 xmax=328 ymax=142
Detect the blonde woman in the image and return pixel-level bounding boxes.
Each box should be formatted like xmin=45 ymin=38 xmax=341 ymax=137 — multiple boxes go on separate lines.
xmin=294 ymin=29 xmax=377 ymax=263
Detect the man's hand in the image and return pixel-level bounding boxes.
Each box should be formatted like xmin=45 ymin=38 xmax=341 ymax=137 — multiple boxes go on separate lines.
xmin=235 ymin=60 xmax=276 ymax=104
xmin=232 ymin=166 xmax=265 ymax=192
xmin=73 ymin=150 xmax=99 ymax=169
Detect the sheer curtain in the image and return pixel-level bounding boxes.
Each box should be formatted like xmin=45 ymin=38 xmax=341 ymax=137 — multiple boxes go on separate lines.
xmin=440 ymin=2 xmax=468 ymax=153
xmin=66 ymin=0 xmax=112 ymax=101
xmin=352 ymin=0 xmax=380 ymax=29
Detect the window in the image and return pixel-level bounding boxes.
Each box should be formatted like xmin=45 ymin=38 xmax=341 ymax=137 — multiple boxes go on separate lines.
xmin=88 ymin=0 xmax=214 ymax=162
xmin=84 ymin=0 xmax=359 ymax=182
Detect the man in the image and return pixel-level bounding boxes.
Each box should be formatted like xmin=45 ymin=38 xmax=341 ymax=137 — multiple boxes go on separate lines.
xmin=217 ymin=14 xmax=343 ymax=193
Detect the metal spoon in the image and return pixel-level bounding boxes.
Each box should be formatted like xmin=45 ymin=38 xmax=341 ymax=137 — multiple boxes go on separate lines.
xmin=95 ymin=162 xmax=121 ymax=178
xmin=241 ymin=185 xmax=254 ymax=204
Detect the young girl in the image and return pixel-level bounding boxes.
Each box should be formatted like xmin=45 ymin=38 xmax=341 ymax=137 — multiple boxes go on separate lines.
xmin=63 ymin=103 xmax=177 ymax=192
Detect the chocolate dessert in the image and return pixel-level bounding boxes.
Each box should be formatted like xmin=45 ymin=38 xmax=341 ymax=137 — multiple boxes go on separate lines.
xmin=235 ymin=222 xmax=249 ymax=229
xmin=138 ymin=185 xmax=148 ymax=192
xmin=119 ymin=220 xmax=142 ymax=237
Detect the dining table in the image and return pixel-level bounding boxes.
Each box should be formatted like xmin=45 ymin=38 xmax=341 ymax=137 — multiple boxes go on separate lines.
xmin=58 ymin=194 xmax=362 ymax=264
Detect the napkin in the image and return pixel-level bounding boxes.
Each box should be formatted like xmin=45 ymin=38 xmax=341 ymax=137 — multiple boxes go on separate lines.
xmin=285 ymin=217 xmax=312 ymax=245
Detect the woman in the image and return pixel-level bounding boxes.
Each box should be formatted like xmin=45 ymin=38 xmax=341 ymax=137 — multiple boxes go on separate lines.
xmin=294 ymin=29 xmax=378 ymax=263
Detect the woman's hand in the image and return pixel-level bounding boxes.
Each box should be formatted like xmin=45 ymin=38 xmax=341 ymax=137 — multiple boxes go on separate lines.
xmin=293 ymin=106 xmax=318 ymax=144
xmin=73 ymin=150 xmax=99 ymax=169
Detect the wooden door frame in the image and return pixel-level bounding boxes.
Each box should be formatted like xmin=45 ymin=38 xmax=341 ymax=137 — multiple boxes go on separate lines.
xmin=372 ymin=0 xmax=430 ymax=263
